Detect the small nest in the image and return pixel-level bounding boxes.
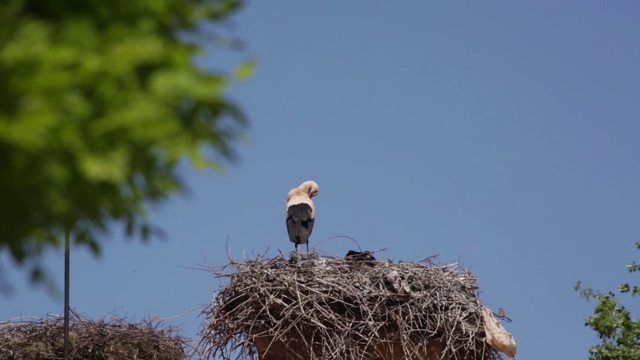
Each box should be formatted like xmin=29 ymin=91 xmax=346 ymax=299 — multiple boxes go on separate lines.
xmin=197 ymin=252 xmax=505 ymax=360
xmin=0 ymin=313 xmax=188 ymax=360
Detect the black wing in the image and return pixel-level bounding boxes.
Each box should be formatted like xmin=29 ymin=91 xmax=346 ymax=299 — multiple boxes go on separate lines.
xmin=286 ymin=203 xmax=314 ymax=245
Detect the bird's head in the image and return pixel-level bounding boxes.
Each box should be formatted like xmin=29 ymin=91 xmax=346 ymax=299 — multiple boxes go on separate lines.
xmin=300 ymin=180 xmax=319 ymax=198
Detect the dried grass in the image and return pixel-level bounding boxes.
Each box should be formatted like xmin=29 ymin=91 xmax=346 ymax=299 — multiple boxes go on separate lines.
xmin=197 ymin=252 xmax=505 ymax=360
xmin=0 ymin=312 xmax=187 ymax=360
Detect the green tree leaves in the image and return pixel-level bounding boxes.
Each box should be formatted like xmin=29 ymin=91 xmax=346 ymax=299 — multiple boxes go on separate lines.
xmin=576 ymin=242 xmax=640 ymax=360
xmin=0 ymin=0 xmax=248 ymax=287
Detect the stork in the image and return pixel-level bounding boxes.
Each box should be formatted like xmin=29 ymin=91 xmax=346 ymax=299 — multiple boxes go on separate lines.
xmin=286 ymin=181 xmax=319 ymax=252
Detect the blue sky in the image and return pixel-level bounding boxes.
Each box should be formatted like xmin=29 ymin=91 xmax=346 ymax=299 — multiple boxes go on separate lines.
xmin=2 ymin=1 xmax=640 ymax=359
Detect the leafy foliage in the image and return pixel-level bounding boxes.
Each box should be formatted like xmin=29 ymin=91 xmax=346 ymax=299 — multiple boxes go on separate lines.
xmin=0 ymin=0 xmax=250 ymax=286
xmin=576 ymin=242 xmax=640 ymax=360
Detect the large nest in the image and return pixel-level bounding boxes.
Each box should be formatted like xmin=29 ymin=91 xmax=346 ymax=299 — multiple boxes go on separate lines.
xmin=198 ymin=252 xmax=506 ymax=360
xmin=0 ymin=313 xmax=188 ymax=360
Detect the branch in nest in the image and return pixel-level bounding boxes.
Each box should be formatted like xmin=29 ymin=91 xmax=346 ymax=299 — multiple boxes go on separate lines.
xmin=197 ymin=253 xmax=509 ymax=360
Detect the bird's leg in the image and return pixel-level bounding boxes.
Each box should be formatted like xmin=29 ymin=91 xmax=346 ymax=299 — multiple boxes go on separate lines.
xmin=295 ymin=243 xmax=299 ymax=253
xmin=306 ymin=243 xmax=309 ymax=253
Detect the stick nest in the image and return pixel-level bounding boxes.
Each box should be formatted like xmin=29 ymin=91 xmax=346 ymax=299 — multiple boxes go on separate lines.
xmin=0 ymin=313 xmax=188 ymax=360
xmin=198 ymin=252 xmax=504 ymax=360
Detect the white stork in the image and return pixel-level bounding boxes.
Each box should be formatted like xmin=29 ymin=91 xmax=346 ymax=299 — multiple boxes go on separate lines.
xmin=286 ymin=181 xmax=319 ymax=252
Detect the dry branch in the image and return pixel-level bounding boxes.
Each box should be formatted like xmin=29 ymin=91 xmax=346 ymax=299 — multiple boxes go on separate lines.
xmin=0 ymin=312 xmax=187 ymax=360
xmin=197 ymin=253 xmax=508 ymax=360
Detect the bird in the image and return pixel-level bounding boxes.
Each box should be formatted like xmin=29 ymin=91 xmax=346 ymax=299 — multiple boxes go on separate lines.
xmin=495 ymin=307 xmax=512 ymax=323
xmin=286 ymin=180 xmax=319 ymax=252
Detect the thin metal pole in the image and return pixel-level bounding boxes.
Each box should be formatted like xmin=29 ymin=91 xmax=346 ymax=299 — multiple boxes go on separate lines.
xmin=64 ymin=227 xmax=70 ymax=360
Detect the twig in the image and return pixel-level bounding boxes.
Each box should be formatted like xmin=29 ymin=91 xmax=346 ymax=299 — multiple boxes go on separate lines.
xmin=196 ymin=253 xmax=502 ymax=360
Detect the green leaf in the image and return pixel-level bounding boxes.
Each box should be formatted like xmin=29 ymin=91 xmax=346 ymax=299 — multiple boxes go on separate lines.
xmin=234 ymin=57 xmax=257 ymax=81
xmin=0 ymin=0 xmax=249 ymax=292
xmin=577 ymin=243 xmax=640 ymax=360
xmin=78 ymin=148 xmax=129 ymax=183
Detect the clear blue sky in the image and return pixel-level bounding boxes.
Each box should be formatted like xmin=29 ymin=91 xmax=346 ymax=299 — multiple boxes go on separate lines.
xmin=2 ymin=1 xmax=640 ymax=359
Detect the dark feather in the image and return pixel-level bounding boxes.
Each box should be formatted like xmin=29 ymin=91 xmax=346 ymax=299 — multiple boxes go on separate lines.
xmin=286 ymin=203 xmax=314 ymax=248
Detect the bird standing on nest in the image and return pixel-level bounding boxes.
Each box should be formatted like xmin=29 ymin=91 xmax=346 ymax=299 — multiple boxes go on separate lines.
xmin=286 ymin=180 xmax=319 ymax=252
